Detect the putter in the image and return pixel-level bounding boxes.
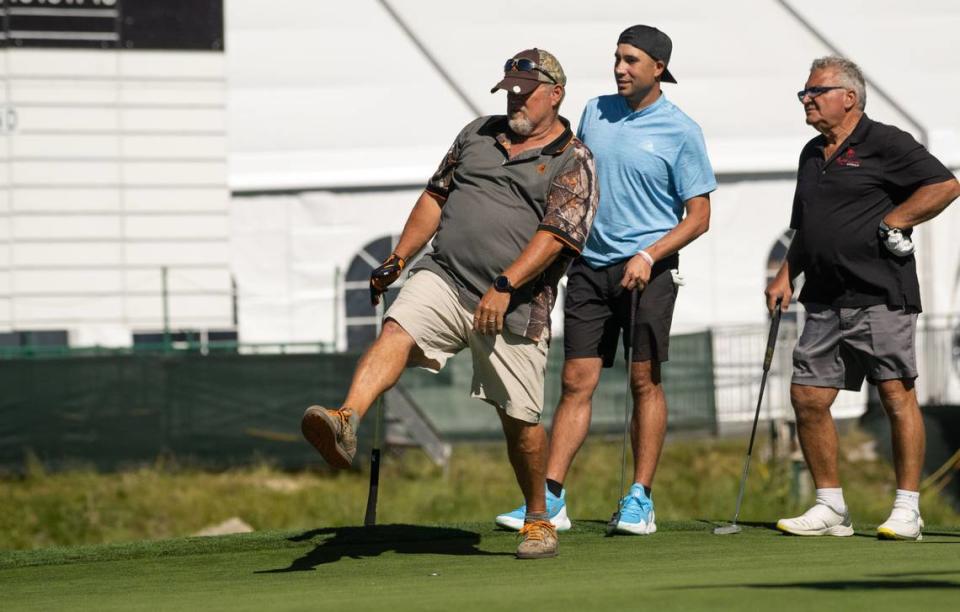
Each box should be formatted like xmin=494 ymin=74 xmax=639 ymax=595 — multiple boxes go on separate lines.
xmin=607 ymin=288 xmax=639 ymax=536
xmin=714 ymin=298 xmax=783 ymax=535
xmin=364 ymin=300 xmax=386 ymax=527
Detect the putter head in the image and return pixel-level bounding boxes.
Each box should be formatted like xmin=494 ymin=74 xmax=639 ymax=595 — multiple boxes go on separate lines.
xmin=606 ymin=511 xmax=620 ymax=536
xmin=713 ymin=523 xmax=742 ymax=535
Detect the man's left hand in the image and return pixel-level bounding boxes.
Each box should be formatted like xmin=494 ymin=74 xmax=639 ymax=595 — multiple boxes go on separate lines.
xmin=473 ymin=288 xmax=511 ymax=335
xmin=369 ymin=253 xmax=406 ymax=306
xmin=878 ymin=220 xmax=915 ymax=257
xmin=621 ymin=253 xmax=651 ymax=290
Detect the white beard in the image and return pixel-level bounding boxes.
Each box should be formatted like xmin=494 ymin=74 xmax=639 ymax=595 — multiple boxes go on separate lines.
xmin=508 ymin=113 xmax=534 ymax=136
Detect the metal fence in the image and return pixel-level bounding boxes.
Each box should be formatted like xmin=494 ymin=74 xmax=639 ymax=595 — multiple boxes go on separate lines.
xmin=0 ymin=330 xmax=715 ymax=472
xmin=710 ymin=314 xmax=960 ymax=428
xmin=1 ymin=316 xmax=956 ymax=472
xmin=361 ymin=330 xmax=717 ymax=439
xmin=915 ymin=314 xmax=960 ymax=406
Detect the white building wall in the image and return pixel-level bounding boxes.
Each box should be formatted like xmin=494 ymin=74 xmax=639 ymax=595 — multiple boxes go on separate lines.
xmin=231 ymin=189 xmax=420 ymax=347
xmin=0 ymin=48 xmax=231 ymax=346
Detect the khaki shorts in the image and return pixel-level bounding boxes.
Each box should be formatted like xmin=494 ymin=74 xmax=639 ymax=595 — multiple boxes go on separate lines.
xmin=385 ymin=269 xmax=548 ymax=423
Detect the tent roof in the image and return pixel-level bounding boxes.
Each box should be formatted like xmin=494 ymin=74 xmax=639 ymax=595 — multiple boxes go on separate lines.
xmin=227 ymin=0 xmax=960 ymax=191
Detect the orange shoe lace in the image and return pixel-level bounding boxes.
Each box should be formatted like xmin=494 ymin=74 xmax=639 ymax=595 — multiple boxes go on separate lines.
xmin=335 ymin=408 xmax=354 ymax=432
xmin=518 ymin=519 xmax=554 ymax=541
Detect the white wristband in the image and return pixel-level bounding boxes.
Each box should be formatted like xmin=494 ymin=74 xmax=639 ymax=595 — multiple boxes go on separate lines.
xmin=638 ymin=250 xmax=654 ymax=267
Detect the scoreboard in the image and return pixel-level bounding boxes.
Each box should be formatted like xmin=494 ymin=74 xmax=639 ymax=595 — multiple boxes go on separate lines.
xmin=0 ymin=0 xmax=222 ymax=50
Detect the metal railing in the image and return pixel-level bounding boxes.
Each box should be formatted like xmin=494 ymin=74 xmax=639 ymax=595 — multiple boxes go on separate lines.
xmin=0 ymin=339 xmax=337 ymax=360
xmin=711 ymin=314 xmax=960 ymax=426
xmin=4 ymin=316 xmax=957 ymax=430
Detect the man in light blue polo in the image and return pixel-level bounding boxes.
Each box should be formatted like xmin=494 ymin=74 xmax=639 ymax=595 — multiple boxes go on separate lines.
xmin=497 ymin=25 xmax=716 ymax=535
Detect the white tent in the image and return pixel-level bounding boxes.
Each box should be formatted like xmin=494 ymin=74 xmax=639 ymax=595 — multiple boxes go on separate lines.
xmin=227 ymin=0 xmax=960 ymax=338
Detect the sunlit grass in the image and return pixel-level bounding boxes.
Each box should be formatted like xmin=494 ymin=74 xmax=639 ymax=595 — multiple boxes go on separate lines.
xmin=1 ymin=431 xmax=957 ymax=550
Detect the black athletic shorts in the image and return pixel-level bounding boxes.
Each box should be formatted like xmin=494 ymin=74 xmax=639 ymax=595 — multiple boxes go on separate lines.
xmin=563 ymin=254 xmax=679 ymax=367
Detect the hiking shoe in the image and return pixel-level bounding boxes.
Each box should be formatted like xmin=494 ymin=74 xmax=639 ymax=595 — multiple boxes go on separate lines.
xmin=301 ymin=406 xmax=358 ymax=469
xmin=495 ymin=487 xmax=571 ymax=532
xmin=777 ymin=503 xmax=854 ymax=536
xmin=877 ymin=507 xmax=924 ymax=541
xmin=516 ymin=519 xmax=558 ymax=559
xmin=615 ymin=484 xmax=657 ymax=535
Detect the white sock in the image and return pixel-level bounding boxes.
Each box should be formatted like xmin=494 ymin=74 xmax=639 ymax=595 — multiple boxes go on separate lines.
xmin=815 ymin=488 xmax=847 ymax=514
xmin=894 ymin=489 xmax=920 ymax=514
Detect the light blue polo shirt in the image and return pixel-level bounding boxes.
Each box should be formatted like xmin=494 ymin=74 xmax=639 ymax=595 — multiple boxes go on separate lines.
xmin=577 ymin=93 xmax=716 ymax=268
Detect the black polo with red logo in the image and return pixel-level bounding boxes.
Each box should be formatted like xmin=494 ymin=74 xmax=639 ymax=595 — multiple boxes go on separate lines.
xmin=789 ymin=114 xmax=954 ymax=311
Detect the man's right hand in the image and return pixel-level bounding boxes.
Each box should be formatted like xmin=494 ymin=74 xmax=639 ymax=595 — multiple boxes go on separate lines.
xmin=369 ymin=253 xmax=405 ymax=306
xmin=620 ymin=253 xmax=652 ymax=290
xmin=764 ymin=269 xmax=792 ymax=315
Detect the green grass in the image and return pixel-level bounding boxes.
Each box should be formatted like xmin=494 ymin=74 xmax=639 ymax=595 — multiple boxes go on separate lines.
xmin=2 ymin=433 xmax=959 ymax=550
xmin=3 ymin=433 xmax=960 ymax=610
xmin=2 ymin=521 xmax=960 ymax=611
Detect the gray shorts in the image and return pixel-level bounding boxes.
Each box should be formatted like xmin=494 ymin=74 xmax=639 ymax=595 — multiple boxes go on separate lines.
xmin=792 ymin=303 xmax=918 ymax=391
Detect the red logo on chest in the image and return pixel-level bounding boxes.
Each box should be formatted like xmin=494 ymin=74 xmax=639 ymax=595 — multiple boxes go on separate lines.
xmin=835 ymin=147 xmax=861 ymax=168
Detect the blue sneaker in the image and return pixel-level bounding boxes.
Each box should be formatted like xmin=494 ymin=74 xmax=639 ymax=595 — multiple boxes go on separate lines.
xmin=616 ymin=484 xmax=656 ymax=535
xmin=495 ymin=487 xmax=572 ymax=531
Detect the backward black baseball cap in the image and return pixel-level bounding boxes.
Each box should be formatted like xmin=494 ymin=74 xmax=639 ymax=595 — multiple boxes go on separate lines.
xmin=617 ymin=25 xmax=677 ymax=84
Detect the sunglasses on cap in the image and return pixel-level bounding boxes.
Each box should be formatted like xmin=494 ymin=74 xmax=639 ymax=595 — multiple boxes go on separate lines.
xmin=503 ymin=58 xmax=558 ymax=84
xmin=796 ymin=86 xmax=845 ymax=101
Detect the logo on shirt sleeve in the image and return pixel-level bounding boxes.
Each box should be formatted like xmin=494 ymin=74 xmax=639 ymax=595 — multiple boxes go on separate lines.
xmin=835 ymin=147 xmax=861 ymax=168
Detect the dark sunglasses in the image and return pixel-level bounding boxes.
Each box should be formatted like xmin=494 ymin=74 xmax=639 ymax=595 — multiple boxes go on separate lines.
xmin=503 ymin=58 xmax=557 ymax=84
xmin=796 ymin=86 xmax=845 ymax=101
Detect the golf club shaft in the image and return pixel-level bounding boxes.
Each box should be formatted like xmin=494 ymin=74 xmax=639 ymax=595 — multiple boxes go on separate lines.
xmin=613 ymin=289 xmax=639 ymax=522
xmin=728 ymin=301 xmax=782 ymax=525
xmin=730 ymin=370 xmax=769 ymax=524
xmin=364 ymin=395 xmax=383 ymax=526
xmin=364 ymin=301 xmax=386 ymax=527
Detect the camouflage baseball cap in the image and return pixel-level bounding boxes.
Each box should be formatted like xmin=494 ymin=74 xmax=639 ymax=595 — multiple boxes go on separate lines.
xmin=491 ymin=48 xmax=566 ymax=95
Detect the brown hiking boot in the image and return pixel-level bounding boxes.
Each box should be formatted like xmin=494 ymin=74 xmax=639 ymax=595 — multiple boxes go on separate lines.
xmin=301 ymin=406 xmax=358 ymax=469
xmin=516 ymin=519 xmax=558 ymax=559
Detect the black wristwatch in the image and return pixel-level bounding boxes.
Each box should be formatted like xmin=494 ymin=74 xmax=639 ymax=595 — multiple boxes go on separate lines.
xmin=493 ymin=275 xmax=515 ymax=294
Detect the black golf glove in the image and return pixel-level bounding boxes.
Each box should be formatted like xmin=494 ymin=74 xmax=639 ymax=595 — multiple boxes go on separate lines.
xmin=878 ymin=220 xmax=915 ymax=257
xmin=370 ymin=253 xmax=405 ymax=306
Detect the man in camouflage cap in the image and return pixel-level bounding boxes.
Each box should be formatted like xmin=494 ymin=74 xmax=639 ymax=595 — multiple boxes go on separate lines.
xmin=302 ymin=48 xmax=598 ymax=559
xmin=491 ymin=48 xmax=567 ymax=96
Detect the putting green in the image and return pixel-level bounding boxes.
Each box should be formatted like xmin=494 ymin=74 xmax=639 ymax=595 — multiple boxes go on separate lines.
xmin=2 ymin=520 xmax=958 ymax=611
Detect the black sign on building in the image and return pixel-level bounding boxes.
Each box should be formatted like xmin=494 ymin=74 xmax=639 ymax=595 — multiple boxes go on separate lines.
xmin=0 ymin=0 xmax=223 ymax=50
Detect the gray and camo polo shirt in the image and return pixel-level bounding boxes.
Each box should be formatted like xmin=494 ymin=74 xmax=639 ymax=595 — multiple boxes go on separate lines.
xmin=413 ymin=115 xmax=598 ymax=342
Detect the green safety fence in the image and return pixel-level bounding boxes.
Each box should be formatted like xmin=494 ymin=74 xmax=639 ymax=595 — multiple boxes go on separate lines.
xmin=0 ymin=353 xmax=354 ymax=473
xmin=0 ymin=332 xmax=715 ymax=472
xmin=403 ymin=330 xmax=717 ymax=438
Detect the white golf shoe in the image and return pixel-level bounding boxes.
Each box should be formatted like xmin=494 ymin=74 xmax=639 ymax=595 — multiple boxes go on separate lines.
xmin=776 ymin=503 xmax=854 ymax=537
xmin=877 ymin=507 xmax=923 ymax=541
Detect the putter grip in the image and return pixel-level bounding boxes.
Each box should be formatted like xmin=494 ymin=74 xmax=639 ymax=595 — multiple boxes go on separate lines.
xmin=762 ymin=299 xmax=783 ymax=371
xmin=363 ymin=448 xmax=381 ymax=526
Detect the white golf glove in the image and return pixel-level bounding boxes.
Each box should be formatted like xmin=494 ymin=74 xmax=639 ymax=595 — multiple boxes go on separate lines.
xmin=878 ymin=221 xmax=915 ymax=257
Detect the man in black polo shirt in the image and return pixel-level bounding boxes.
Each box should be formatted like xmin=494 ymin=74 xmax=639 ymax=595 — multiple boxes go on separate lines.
xmin=767 ymin=56 xmax=960 ymax=540
xmin=301 ymin=49 xmax=598 ymax=559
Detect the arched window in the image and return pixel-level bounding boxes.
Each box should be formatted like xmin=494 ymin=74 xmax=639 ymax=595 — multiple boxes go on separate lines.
xmin=765 ymin=229 xmax=801 ymax=324
xmin=343 ymin=236 xmax=429 ymax=350
xmin=344 ymin=235 xmax=397 ymax=350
